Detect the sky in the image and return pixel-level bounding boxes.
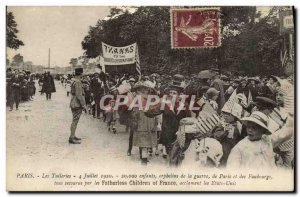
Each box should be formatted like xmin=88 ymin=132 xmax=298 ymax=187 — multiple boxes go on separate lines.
xmin=7 ymin=6 xmax=110 ymax=67
xmin=6 ymin=6 xmax=270 ymax=68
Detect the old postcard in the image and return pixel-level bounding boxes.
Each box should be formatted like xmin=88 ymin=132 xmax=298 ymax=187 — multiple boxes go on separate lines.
xmin=6 ymin=6 xmax=295 ymax=192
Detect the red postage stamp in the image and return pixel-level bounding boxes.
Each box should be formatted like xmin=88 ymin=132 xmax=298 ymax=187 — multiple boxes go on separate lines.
xmin=171 ymin=8 xmax=221 ymax=49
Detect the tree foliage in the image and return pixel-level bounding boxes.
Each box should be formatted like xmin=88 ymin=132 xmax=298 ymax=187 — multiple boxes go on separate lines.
xmin=69 ymin=58 xmax=78 ymax=68
xmin=6 ymin=11 xmax=24 ymax=49
xmin=11 ymin=53 xmax=24 ymax=67
xmin=82 ymin=6 xmax=283 ymax=76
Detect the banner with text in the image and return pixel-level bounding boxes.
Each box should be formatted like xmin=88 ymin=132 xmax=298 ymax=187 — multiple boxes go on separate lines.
xmin=102 ymin=42 xmax=137 ymax=65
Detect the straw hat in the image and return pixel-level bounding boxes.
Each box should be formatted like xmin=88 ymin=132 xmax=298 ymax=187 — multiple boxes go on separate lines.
xmin=241 ymin=111 xmax=271 ymax=135
xmin=132 ymin=80 xmax=155 ymax=91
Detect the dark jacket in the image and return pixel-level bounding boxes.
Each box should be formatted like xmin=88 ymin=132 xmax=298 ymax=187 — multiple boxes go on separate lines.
xmin=42 ymin=75 xmax=56 ymax=93
xmin=12 ymin=76 xmax=24 ymax=91
xmin=146 ymin=103 xmax=191 ymax=151
xmin=90 ymin=77 xmax=104 ymax=98
xmin=212 ymin=122 xmax=247 ymax=167
xmin=247 ymin=84 xmax=259 ymax=101
xmin=211 ymin=78 xmax=225 ymax=111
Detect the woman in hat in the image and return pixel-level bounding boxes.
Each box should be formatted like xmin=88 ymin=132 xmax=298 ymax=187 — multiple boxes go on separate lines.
xmin=227 ymin=110 xmax=293 ymax=169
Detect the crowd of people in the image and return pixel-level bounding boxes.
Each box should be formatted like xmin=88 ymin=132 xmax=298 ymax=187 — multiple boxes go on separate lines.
xmin=6 ymin=65 xmax=294 ymax=170
xmin=6 ymin=68 xmax=36 ymax=111
xmin=64 ymin=65 xmax=294 ymax=169
xmin=6 ymin=68 xmax=57 ymax=111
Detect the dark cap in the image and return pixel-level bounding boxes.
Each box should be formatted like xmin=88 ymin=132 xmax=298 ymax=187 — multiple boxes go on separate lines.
xmin=268 ymin=75 xmax=279 ymax=82
xmin=75 ymin=68 xmax=83 ymax=76
xmin=96 ymin=64 xmax=102 ymax=70
xmin=254 ymin=96 xmax=277 ymax=110
xmin=248 ymin=77 xmax=260 ymax=83
xmin=174 ymin=74 xmax=185 ymax=81
xmin=165 ymin=84 xmax=184 ymax=93
xmin=200 ymin=86 xmax=210 ymax=92
xmin=210 ymin=68 xmax=220 ymax=72
xmin=205 ymin=88 xmax=220 ymax=99
xmin=239 ymin=78 xmax=247 ymax=82
xmin=234 ymin=79 xmax=240 ymax=83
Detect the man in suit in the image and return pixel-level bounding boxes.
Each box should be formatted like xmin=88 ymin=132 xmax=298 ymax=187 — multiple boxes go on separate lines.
xmin=69 ymin=68 xmax=86 ymax=144
xmin=42 ymin=71 xmax=56 ymax=100
xmin=11 ymin=71 xmax=24 ymax=110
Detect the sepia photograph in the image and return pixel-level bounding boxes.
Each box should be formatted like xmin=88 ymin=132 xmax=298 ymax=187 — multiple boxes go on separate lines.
xmin=5 ymin=5 xmax=295 ymax=192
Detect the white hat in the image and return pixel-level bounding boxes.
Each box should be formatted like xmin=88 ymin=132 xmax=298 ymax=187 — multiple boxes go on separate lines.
xmin=236 ymin=93 xmax=247 ymax=107
xmin=276 ymin=79 xmax=294 ymax=115
xmin=241 ymin=111 xmax=271 ymax=134
xmin=117 ymin=83 xmax=131 ymax=94
xmin=230 ymin=102 xmax=243 ymax=119
xmin=196 ymin=138 xmax=223 ymax=167
xmin=222 ymin=91 xmax=244 ymax=119
xmin=134 ymin=80 xmax=155 ymax=89
xmin=95 ymin=67 xmax=101 ymax=74
xmin=128 ymin=78 xmax=136 ymax=82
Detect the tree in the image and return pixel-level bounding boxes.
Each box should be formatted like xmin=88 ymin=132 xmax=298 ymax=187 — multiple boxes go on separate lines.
xmin=24 ymin=61 xmax=33 ymax=71
xmin=220 ymin=7 xmax=282 ymax=76
xmin=11 ymin=53 xmax=24 ymax=68
xmin=82 ymin=6 xmax=283 ymax=76
xmin=69 ymin=58 xmax=78 ymax=71
xmin=6 ymin=11 xmax=24 ymax=49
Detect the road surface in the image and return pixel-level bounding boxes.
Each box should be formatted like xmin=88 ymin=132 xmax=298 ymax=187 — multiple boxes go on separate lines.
xmin=7 ymin=81 xmax=198 ymax=172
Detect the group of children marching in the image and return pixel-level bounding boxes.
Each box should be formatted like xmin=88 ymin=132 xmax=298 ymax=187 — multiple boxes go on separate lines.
xmin=61 ymin=70 xmax=294 ymax=169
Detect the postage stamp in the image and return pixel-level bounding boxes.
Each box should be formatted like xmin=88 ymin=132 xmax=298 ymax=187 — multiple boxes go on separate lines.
xmin=171 ymin=8 xmax=221 ymax=49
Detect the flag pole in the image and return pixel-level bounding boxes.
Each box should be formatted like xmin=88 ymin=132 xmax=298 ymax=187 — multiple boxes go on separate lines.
xmin=135 ymin=44 xmax=142 ymax=81
xmin=48 ymin=48 xmax=51 ymax=69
